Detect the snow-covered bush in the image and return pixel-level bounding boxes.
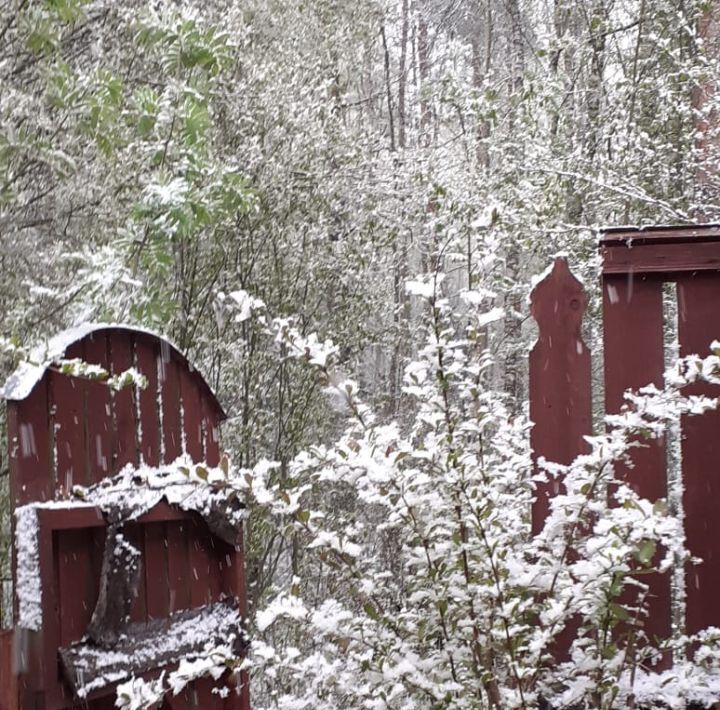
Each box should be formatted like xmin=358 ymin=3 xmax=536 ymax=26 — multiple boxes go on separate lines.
xmin=240 ymin=280 xmax=720 ymax=710
xmin=116 ymin=279 xmax=720 ymax=709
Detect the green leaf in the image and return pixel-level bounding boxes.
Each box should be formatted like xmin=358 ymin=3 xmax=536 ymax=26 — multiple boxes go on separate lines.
xmin=636 ymin=539 xmax=657 ymax=565
xmin=363 ymin=602 xmax=379 ymax=620
xmin=609 ymin=603 xmax=630 ymax=622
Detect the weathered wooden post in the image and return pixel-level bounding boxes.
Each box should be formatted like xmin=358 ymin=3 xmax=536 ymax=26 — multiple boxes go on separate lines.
xmin=529 ymin=257 xmax=592 ymax=534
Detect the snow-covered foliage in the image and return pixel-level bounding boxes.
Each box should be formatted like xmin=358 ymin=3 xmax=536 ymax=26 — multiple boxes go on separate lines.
xmin=236 ymin=291 xmax=720 ymax=709
xmin=3 ymin=0 xmax=720 ymax=704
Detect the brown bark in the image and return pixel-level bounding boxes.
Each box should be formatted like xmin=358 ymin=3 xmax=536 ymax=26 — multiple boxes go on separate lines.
xmin=398 ymin=0 xmax=409 ymax=149
xmin=418 ymin=15 xmax=431 ymax=148
xmin=693 ymin=5 xmax=720 ymax=218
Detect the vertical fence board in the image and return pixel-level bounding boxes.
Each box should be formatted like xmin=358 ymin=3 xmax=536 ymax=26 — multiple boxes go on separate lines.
xmin=188 ymin=520 xmax=212 ymax=608
xmin=167 ymin=521 xmax=191 ymax=614
xmin=57 ymin=530 xmax=98 ymax=646
xmin=677 ymin=274 xmax=720 ymax=634
xmin=136 ymin=338 xmax=161 ymax=467
xmin=529 ymin=257 xmax=592 ymax=534
xmin=110 ymin=336 xmax=138 ymax=473
xmin=202 ymin=396 xmax=221 ymax=466
xmin=160 ymin=354 xmax=182 ymax=463
xmin=83 ymin=333 xmax=112 ymax=483
xmin=0 ymin=631 xmax=15 ymax=710
xmin=52 ymin=342 xmax=86 ymax=492
xmin=180 ymin=370 xmax=203 ymax=462
xmin=8 ymin=380 xmax=54 ymax=507
xmin=144 ymin=522 xmax=169 ymax=621
xmin=603 ymin=273 xmax=671 ymax=656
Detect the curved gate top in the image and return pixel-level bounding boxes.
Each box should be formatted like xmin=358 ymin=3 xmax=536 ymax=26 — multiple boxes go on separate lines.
xmin=0 ymin=324 xmax=249 ymax=710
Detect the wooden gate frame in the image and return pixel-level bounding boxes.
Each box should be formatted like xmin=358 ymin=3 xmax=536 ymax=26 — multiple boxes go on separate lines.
xmin=530 ymin=224 xmax=720 ymax=660
xmin=0 ymin=324 xmax=250 ymax=710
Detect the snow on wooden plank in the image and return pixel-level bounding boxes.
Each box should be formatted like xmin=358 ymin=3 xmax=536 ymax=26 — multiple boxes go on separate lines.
xmin=600 ymin=223 xmax=720 ymax=245
xmin=58 ymin=600 xmax=244 ymax=699
xmin=1 ymin=324 xmax=226 ymax=422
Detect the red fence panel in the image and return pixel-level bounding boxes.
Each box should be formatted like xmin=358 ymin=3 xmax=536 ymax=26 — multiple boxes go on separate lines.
xmin=2 ymin=325 xmax=248 ymax=710
xmin=531 ymin=225 xmax=720 ymax=673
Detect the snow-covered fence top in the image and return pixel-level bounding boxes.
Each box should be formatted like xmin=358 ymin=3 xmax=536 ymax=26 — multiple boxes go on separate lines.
xmin=4 ymin=323 xmax=226 ymax=506
xmin=0 ymin=325 xmax=249 ymax=710
xmin=530 ymin=223 xmax=720 ymax=668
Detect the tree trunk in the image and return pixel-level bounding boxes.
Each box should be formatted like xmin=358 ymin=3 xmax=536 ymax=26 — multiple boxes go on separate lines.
xmin=693 ymin=4 xmax=720 ymax=219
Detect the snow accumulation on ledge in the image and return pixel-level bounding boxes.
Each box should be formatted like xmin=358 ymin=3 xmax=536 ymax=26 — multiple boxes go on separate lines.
xmin=61 ymin=600 xmax=244 ymax=699
xmin=14 ymin=458 xmax=247 ymax=631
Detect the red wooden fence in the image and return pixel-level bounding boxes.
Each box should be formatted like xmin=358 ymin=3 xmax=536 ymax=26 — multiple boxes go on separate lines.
xmin=530 ymin=224 xmax=720 ymax=664
xmin=0 ymin=325 xmax=249 ymax=710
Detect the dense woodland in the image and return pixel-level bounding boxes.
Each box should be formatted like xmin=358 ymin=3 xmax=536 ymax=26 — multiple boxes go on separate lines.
xmin=2 ymin=0 xmax=720 ymax=707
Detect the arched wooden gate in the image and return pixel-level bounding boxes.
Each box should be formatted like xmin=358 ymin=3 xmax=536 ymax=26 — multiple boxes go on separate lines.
xmin=0 ymin=324 xmax=250 ymax=710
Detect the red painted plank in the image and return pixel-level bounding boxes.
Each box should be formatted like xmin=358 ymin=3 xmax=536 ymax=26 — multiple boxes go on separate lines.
xmin=144 ymin=522 xmax=169 ymax=620
xmin=56 ymin=529 xmax=97 ymax=645
xmin=136 ymin=501 xmax=188 ymax=524
xmin=123 ymin=523 xmax=147 ymax=624
xmin=188 ymin=520 xmax=213 ymax=608
xmin=37 ymin=505 xmax=105 ymax=531
xmin=677 ymin=274 xmax=720 ymax=635
xmin=180 ymin=368 xmax=203 ymax=462
xmin=136 ymin=338 xmax=161 ymax=467
xmin=160 ymin=354 xmax=183 ymax=463
xmin=110 ymin=335 xmax=139 ymax=472
xmin=602 ymin=240 xmax=720 ymax=274
xmin=167 ymin=521 xmax=191 ymax=614
xmin=602 ymin=273 xmax=671 ymax=658
xmin=0 ymin=631 xmax=15 ymax=710
xmin=202 ymin=396 xmax=221 ymax=466
xmin=529 ymin=258 xmax=592 ymax=534
xmin=170 ymin=686 xmax=197 ymax=710
xmin=83 ymin=332 xmax=113 ymax=483
xmin=7 ymin=379 xmax=54 ymax=506
xmin=51 ymin=342 xmax=86 ymax=492
xmin=601 ymin=224 xmax=720 ymax=245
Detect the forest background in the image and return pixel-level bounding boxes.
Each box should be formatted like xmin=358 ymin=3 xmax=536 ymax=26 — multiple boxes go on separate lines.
xmin=2 ymin=0 xmax=720 ymax=707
